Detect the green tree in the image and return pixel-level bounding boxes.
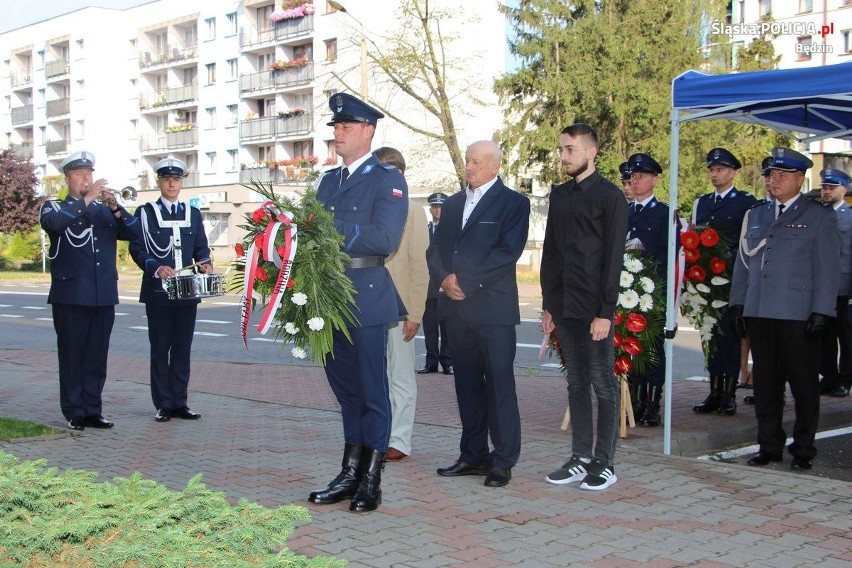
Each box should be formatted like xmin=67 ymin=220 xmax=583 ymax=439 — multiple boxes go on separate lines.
xmin=0 ymin=149 xmax=39 ymax=234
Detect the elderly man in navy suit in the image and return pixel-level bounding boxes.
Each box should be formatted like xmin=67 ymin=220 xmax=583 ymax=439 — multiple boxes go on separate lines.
xmin=430 ymin=140 xmax=530 ymax=488
xmin=40 ymin=151 xmax=142 ymax=430
xmin=307 ymin=93 xmax=408 ymax=513
xmin=818 ymin=168 xmax=852 ymax=398
xmin=692 ymin=148 xmax=757 ymax=416
xmin=730 ymin=147 xmax=840 ymax=470
xmin=128 ymin=157 xmax=212 ymax=423
xmin=624 ymin=153 xmax=669 ymax=427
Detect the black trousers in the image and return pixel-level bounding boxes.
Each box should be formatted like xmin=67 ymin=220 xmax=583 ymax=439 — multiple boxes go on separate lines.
xmin=746 ymin=317 xmax=821 ymax=460
xmin=422 ymin=297 xmax=451 ymax=368
xmin=146 ymin=302 xmax=198 ymax=411
xmin=707 ymin=306 xmax=741 ymax=378
xmin=820 ymin=296 xmax=852 ymax=389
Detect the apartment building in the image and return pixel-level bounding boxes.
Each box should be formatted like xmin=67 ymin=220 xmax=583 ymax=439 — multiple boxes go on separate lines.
xmin=1 ymin=0 xmax=506 ymax=260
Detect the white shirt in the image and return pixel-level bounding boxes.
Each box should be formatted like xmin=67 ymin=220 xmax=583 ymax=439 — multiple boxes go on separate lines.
xmin=776 ymin=193 xmax=801 ymax=219
xmin=462 ymin=176 xmax=498 ymax=228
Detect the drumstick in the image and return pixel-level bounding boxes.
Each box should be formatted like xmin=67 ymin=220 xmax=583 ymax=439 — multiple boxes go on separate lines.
xmin=178 ymin=260 xmax=210 ymax=273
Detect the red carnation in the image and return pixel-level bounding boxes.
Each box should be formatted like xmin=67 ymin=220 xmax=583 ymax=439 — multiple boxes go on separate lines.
xmin=286 ymin=279 xmax=295 ymax=289
xmin=709 ymin=257 xmax=726 ymax=275
xmin=252 ymin=208 xmax=267 ymax=223
xmin=615 ymin=355 xmax=633 ymax=375
xmin=614 ymin=312 xmax=624 ymax=326
xmin=254 ymin=233 xmax=265 ymax=249
xmin=623 ymin=336 xmax=642 ymax=356
xmin=699 ymin=228 xmax=720 ymax=247
xmin=613 ymin=331 xmax=623 ymax=349
xmin=686 ymin=265 xmax=706 ymax=282
xmin=684 ymin=248 xmax=700 ymax=264
xmin=277 ymin=245 xmax=287 ymax=258
xmin=234 ymin=242 xmax=245 ymax=257
xmin=680 ymin=230 xmax=700 ymax=250
xmin=626 ymin=313 xmax=647 ymax=333
xmin=256 ymin=265 xmax=268 ymax=282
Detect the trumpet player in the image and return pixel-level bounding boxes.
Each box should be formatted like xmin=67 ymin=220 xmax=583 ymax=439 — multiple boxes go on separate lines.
xmin=129 ymin=157 xmax=211 ymax=423
xmin=40 ymin=150 xmax=142 ymax=431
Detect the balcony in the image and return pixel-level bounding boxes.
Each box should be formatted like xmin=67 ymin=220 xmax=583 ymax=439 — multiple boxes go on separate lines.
xmin=10 ymin=143 xmax=34 ymax=160
xmin=46 ymin=58 xmax=70 ymax=79
xmin=275 ymin=14 xmax=314 ymax=40
xmin=139 ymin=84 xmax=199 ymax=110
xmin=239 ymin=63 xmax=314 ymax=94
xmin=166 ymin=128 xmax=198 ymax=149
xmin=277 ymin=113 xmax=312 ymax=137
xmin=11 ymin=105 xmax=33 ymax=125
xmin=239 ymin=117 xmax=277 ymax=142
xmin=239 ymin=26 xmax=276 ymax=50
xmin=46 ymin=98 xmax=71 ymax=118
xmin=139 ymin=134 xmax=167 ymax=153
xmin=183 ymin=171 xmax=200 ymax=188
xmin=46 ymin=139 xmax=69 ymax=157
xmin=11 ymin=71 xmax=32 ymax=89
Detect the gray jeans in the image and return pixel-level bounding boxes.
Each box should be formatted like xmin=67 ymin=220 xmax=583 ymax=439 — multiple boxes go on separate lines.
xmin=554 ymin=317 xmax=620 ymax=466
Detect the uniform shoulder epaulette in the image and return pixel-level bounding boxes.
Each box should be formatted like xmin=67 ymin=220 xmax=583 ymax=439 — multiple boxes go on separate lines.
xmin=378 ymin=162 xmax=397 ymax=171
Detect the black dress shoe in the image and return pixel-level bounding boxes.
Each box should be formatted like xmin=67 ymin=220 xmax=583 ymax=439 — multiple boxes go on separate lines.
xmin=829 ymin=385 xmax=849 ymax=398
xmin=155 ymin=408 xmax=171 ymax=422
xmin=172 ymin=407 xmax=201 ymax=420
xmin=484 ymin=466 xmax=512 ymax=487
xmin=436 ymin=461 xmax=489 ymax=477
xmin=743 ymin=395 xmax=755 ymax=405
xmin=442 ymin=365 xmax=454 ymax=375
xmin=746 ymin=452 xmax=782 ymax=466
xmin=417 ymin=365 xmax=439 ymax=374
xmin=790 ymin=456 xmax=813 ymax=470
xmin=67 ymin=416 xmax=85 ymax=431
xmin=83 ymin=415 xmax=114 ymax=429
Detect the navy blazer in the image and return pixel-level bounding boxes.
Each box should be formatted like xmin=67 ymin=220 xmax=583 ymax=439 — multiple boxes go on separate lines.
xmin=834 ymin=202 xmax=852 ymax=297
xmin=427 ymin=178 xmax=530 ymax=326
xmin=426 ymin=221 xmax=441 ymax=298
xmin=317 ymin=155 xmax=408 ymax=327
xmin=628 ymin=197 xmax=669 ymax=275
xmin=693 ymin=187 xmax=757 ymax=245
xmin=128 ymin=200 xmax=212 ymax=306
xmin=40 ymin=196 xmax=141 ymax=306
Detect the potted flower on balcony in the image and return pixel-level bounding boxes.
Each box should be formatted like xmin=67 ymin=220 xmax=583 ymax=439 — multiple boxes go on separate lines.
xmin=269 ymin=2 xmax=315 ymax=22
xmin=277 ymin=107 xmax=306 ymax=119
xmin=165 ymin=123 xmax=195 ymax=133
xmin=270 ymin=57 xmax=309 ymax=72
xmin=297 ymin=155 xmax=319 ymax=168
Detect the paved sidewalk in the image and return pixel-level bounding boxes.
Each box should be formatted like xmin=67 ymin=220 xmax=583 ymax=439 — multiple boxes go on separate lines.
xmin=1 ymin=347 xmax=851 ymax=567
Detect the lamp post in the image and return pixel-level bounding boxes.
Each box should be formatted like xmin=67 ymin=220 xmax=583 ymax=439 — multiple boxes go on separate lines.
xmin=328 ymin=0 xmax=368 ymax=98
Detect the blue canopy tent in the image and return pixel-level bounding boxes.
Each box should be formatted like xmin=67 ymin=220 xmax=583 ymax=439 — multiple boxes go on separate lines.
xmin=662 ymin=61 xmax=852 ymax=453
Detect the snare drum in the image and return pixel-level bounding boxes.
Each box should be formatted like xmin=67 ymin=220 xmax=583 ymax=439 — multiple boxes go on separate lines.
xmin=166 ymin=273 xmax=226 ymax=300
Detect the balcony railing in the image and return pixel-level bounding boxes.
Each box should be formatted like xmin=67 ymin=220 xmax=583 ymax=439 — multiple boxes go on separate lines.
xmin=46 ymin=98 xmax=71 ymax=118
xmin=240 ymin=166 xmax=314 ymax=185
xmin=139 ymin=135 xmax=168 ymax=153
xmin=275 ymin=14 xmax=314 ymax=40
xmin=166 ymin=128 xmax=198 ymax=149
xmin=11 ymin=71 xmax=33 ymax=88
xmin=239 ymin=25 xmax=276 ymax=49
xmin=138 ymin=43 xmax=197 ymax=69
xmin=46 ymin=58 xmax=70 ymax=78
xmin=10 ymin=144 xmax=34 ymax=160
xmin=239 ymin=113 xmax=313 ymax=143
xmin=139 ymin=84 xmax=199 ymax=109
xmin=46 ymin=139 xmax=68 ymax=157
xmin=11 ymin=105 xmax=33 ymax=125
xmin=239 ymin=63 xmax=314 ymax=94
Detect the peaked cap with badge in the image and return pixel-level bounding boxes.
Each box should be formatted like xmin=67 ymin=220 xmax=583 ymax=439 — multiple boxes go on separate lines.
xmin=155 ymin=156 xmax=187 ymax=178
xmin=327 ymin=92 xmax=385 ymax=126
xmin=706 ymin=147 xmax=742 ymax=170
xmin=61 ymin=150 xmax=96 ymax=173
xmin=628 ymin=153 xmax=663 ymax=175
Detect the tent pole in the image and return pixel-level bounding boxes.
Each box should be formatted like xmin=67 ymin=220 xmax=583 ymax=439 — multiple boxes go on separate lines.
xmin=664 ymin=108 xmax=681 ymax=456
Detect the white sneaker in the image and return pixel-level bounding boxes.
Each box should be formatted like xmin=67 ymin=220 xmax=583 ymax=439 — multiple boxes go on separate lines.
xmin=545 ymin=455 xmax=590 ymax=485
xmin=579 ymin=460 xmax=617 ymax=491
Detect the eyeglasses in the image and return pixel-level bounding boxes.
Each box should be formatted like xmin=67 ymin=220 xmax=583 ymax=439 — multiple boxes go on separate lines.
xmin=557 ymin=146 xmax=587 ymax=156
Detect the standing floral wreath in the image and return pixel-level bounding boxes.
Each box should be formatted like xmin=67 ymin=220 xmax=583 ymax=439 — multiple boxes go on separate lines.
xmin=678 ymin=225 xmax=734 ymax=358
xmin=228 ymin=181 xmax=357 ymax=365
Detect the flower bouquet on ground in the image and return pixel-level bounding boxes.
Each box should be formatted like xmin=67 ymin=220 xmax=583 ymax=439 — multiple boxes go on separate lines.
xmin=228 ymin=181 xmax=357 ymax=365
xmin=678 ymin=225 xmax=734 ymax=360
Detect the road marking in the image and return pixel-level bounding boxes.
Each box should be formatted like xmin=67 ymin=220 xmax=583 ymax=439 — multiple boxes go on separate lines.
xmin=0 ymin=291 xmax=46 ymax=296
xmin=118 ymin=295 xmax=138 ymax=301
xmin=541 ymin=363 xmax=562 ymax=368
xmin=251 ymin=338 xmax=279 ymax=343
xmin=0 ymin=304 xmax=11 ymax=307
xmin=0 ymin=314 xmax=25 ymax=318
xmin=22 ymin=306 xmax=47 ymax=310
xmin=129 ymin=326 xmax=149 ymax=331
xmin=698 ymin=425 xmax=852 ymax=460
xmin=115 ymin=312 xmax=129 ymax=316
xmin=36 ymin=317 xmax=53 ymax=321
xmin=194 ymin=331 xmax=227 ymax=337
xmin=197 ymin=319 xmax=230 ymax=324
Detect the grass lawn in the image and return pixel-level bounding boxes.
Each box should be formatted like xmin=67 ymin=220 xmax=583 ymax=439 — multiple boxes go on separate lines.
xmin=0 ymin=416 xmax=64 ymax=441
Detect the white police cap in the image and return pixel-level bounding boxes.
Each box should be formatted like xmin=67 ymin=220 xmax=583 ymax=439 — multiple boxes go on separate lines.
xmin=60 ymin=151 xmax=96 ymax=173
xmin=155 ymin=156 xmax=187 ymax=178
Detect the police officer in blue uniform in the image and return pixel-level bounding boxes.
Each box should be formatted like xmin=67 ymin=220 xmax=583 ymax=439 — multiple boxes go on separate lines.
xmin=730 ymin=147 xmax=839 ymax=470
xmin=619 ymin=161 xmax=634 ymax=203
xmin=307 ymin=93 xmax=408 ymax=513
xmin=418 ymin=191 xmax=453 ymax=375
xmin=818 ymin=168 xmax=852 ymax=398
xmin=624 ymin=153 xmax=669 ymax=426
xmin=40 ymin=151 xmax=142 ymax=430
xmin=692 ymin=148 xmax=757 ymax=416
xmin=128 ymin=157 xmax=211 ymax=423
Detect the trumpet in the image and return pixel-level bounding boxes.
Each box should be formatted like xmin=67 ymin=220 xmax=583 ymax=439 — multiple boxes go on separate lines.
xmin=96 ymin=186 xmax=138 ymax=207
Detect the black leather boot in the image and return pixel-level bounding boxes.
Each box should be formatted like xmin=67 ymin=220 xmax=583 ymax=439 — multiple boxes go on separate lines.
xmin=350 ymin=447 xmax=384 ymax=513
xmin=718 ymin=374 xmax=738 ymax=416
xmin=309 ymin=443 xmax=362 ymax=504
xmin=693 ymin=376 xmax=722 ymax=413
xmin=639 ymin=385 xmax=662 ymax=426
xmin=630 ymin=383 xmax=647 ymax=422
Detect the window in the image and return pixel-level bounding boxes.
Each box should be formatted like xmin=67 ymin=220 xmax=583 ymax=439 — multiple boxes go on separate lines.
xmin=732 ymin=0 xmax=744 ymax=24
xmin=206 ymin=107 xmax=216 ymax=128
xmin=258 ymin=6 xmax=274 ymax=32
xmin=797 ymin=35 xmax=812 ymax=60
xmin=184 ymin=67 xmax=197 ymax=85
xmin=258 ymin=145 xmax=274 ymax=162
xmin=206 ymin=151 xmax=217 ymax=170
xmin=325 ymin=39 xmax=337 ymax=62
xmin=227 ymin=104 xmax=238 ymax=125
xmin=205 ymin=18 xmax=216 ymax=40
xmin=843 ymin=30 xmax=852 ymax=53
xmin=758 ymin=0 xmax=771 ymax=18
xmin=184 ymin=26 xmax=198 ymax=48
xmin=206 ymin=63 xmax=216 ymax=85
xmin=227 ymin=58 xmax=237 ymax=81
xmin=799 ymin=0 xmax=812 ymax=13
xmin=294 ymin=140 xmax=313 ymax=157
xmin=228 ymin=149 xmax=238 ymax=170
xmin=226 ymin=13 xmax=238 ymax=36
xmin=129 ymin=38 xmax=137 ymax=57
xmin=293 ymin=43 xmax=313 ymax=61
xmin=326 ymin=140 xmax=337 ymax=162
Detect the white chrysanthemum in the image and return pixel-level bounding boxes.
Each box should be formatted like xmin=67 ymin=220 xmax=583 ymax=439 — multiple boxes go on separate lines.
xmin=284 ymin=322 xmax=299 ymax=335
xmin=307 ymin=317 xmax=325 ymax=331
xmin=639 ymin=277 xmax=655 ymax=294
xmin=711 ymin=300 xmax=728 ymax=309
xmin=624 ymin=257 xmax=644 ymax=273
xmin=619 ymin=290 xmax=640 ymax=309
xmin=291 ymin=346 xmax=307 ymax=359
xmin=696 ymin=283 xmax=711 ymax=294
xmin=703 ymin=315 xmax=717 ymax=326
xmin=291 ymin=292 xmax=308 ymax=306
xmin=620 ymin=271 xmax=634 ymax=287
xmin=686 ymin=282 xmax=697 ymax=294
xmin=711 ymin=276 xmax=730 ymax=286
xmin=639 ymin=294 xmax=654 ymax=312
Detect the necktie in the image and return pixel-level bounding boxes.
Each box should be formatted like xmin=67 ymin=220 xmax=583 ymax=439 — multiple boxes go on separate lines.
xmin=634 ymin=203 xmax=643 ymax=214
xmin=777 ymin=203 xmax=786 ymax=219
xmin=714 ymin=194 xmax=722 ymax=204
xmin=340 ymin=167 xmax=350 ymax=185
xmin=171 ymin=204 xmax=177 ymax=217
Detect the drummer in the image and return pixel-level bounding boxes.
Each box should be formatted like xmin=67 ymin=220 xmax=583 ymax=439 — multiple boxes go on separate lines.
xmin=129 ymin=156 xmax=212 ymax=423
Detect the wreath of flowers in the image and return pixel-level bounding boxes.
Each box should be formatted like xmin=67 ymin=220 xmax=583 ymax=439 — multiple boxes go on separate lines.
xmin=546 ymin=249 xmax=666 ymax=379
xmin=679 ymin=225 xmax=734 ymax=358
xmin=228 ymin=181 xmax=357 ymax=365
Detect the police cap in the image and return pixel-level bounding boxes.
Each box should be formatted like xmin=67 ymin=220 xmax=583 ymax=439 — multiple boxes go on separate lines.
xmin=61 ymin=150 xmax=96 ymax=174
xmin=767 ymin=147 xmax=813 ymax=172
xmin=760 ymin=156 xmax=772 ymax=176
xmin=327 ymin=92 xmax=384 ymax=126
xmin=820 ymin=168 xmax=852 ymax=188
xmin=627 ymin=153 xmax=663 ymax=175
xmin=427 ymin=192 xmax=448 ymax=206
xmin=706 ymin=147 xmax=742 ymax=169
xmin=155 ymin=156 xmax=187 ymax=179
xmin=618 ymin=161 xmax=632 ymax=181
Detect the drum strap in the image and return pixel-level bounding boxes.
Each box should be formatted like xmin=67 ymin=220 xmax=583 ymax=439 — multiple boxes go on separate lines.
xmin=149 ymin=201 xmax=191 ymax=269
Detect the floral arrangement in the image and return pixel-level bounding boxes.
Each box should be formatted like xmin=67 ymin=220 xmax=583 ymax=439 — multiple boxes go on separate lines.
xmin=679 ymin=225 xmax=734 ymax=358
xmin=229 ymin=181 xmax=357 ymax=364
xmin=323 ymin=157 xmax=337 ymax=166
xmin=277 ymin=107 xmax=307 ymax=119
xmin=277 ymin=155 xmax=319 ymax=167
xmin=270 ymin=57 xmax=310 ymax=71
xmin=270 ymin=3 xmax=315 ymax=22
xmin=545 ymin=249 xmax=665 ymax=379
xmin=165 ymin=123 xmax=195 ymax=133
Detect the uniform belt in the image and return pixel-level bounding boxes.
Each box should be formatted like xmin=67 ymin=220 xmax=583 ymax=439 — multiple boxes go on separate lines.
xmin=348 ymin=255 xmax=385 ymax=269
